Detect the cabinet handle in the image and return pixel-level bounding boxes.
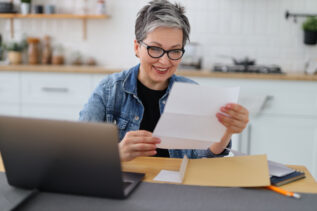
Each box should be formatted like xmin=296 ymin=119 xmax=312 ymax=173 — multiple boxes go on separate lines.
xmin=258 ymin=95 xmax=274 ymax=113
xmin=246 ymin=124 xmax=252 ymax=155
xmin=41 ymin=87 xmax=69 ymax=93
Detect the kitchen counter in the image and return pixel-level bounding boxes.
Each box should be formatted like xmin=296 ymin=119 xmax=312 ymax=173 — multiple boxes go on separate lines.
xmin=0 ymin=65 xmax=317 ymax=81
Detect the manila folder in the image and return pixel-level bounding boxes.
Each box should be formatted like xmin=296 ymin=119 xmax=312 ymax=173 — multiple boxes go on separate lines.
xmin=184 ymin=154 xmax=270 ymax=187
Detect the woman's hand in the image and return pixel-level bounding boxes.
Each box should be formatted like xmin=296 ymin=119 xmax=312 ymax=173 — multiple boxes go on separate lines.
xmin=209 ymin=103 xmax=249 ymax=155
xmin=216 ymin=103 xmax=249 ymax=135
xmin=119 ymin=130 xmax=161 ymax=162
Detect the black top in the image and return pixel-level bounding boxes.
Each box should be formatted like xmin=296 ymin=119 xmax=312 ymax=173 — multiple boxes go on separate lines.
xmin=137 ymin=80 xmax=169 ymax=157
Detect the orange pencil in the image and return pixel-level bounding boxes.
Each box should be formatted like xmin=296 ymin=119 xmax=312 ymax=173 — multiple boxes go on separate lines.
xmin=266 ymin=185 xmax=301 ymax=199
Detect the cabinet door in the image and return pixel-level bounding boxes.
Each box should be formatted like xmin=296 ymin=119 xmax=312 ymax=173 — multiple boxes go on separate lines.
xmin=0 ymin=72 xmax=20 ymax=104
xmin=191 ymin=77 xmax=317 ymax=116
xmin=21 ymin=72 xmax=92 ymax=106
xmin=0 ymin=72 xmax=21 ymax=116
xmin=0 ymin=105 xmax=20 ymax=116
xmin=21 ymin=105 xmax=83 ymax=120
xmin=250 ymin=115 xmax=317 ymax=179
xmin=20 ymin=72 xmax=93 ymax=120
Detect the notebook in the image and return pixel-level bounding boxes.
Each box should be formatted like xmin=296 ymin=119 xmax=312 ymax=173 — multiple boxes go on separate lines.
xmin=270 ymin=170 xmax=305 ymax=186
xmin=0 ymin=115 xmax=144 ymax=199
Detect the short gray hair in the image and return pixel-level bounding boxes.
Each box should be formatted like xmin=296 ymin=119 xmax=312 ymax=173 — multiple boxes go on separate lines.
xmin=135 ymin=0 xmax=190 ymax=47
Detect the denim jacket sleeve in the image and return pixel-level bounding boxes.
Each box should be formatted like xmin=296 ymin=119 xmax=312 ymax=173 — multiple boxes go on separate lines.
xmin=193 ymin=140 xmax=232 ymax=158
xmin=169 ymin=140 xmax=231 ymax=159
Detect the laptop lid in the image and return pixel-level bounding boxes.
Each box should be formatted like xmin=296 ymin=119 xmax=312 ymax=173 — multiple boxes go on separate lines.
xmin=0 ymin=115 xmax=144 ymax=199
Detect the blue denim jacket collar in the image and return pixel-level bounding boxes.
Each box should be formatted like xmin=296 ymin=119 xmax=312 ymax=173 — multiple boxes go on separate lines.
xmin=122 ymin=64 xmax=177 ymax=98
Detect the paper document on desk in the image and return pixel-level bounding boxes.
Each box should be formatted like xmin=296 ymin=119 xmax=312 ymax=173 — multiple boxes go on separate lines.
xmin=154 ymin=155 xmax=188 ymax=183
xmin=154 ymin=82 xmax=240 ymax=149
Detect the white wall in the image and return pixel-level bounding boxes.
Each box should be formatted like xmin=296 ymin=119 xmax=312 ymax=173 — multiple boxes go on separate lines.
xmin=1 ymin=0 xmax=317 ymax=72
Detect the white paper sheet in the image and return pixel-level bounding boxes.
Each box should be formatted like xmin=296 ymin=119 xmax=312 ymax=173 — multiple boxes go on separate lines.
xmin=153 ymin=155 xmax=188 ymax=183
xmin=153 ymin=170 xmax=183 ymax=183
xmin=154 ymin=82 xmax=240 ymax=149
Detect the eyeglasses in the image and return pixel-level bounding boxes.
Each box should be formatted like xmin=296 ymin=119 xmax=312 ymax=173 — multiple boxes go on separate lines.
xmin=139 ymin=41 xmax=185 ymax=60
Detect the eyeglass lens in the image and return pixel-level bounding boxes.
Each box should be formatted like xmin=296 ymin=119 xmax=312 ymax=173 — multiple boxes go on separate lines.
xmin=147 ymin=45 xmax=184 ymax=60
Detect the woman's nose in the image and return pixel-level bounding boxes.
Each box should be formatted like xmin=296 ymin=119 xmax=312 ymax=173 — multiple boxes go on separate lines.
xmin=158 ymin=53 xmax=171 ymax=65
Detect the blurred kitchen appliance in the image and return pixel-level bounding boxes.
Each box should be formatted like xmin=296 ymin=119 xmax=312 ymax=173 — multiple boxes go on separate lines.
xmin=0 ymin=2 xmax=15 ymax=13
xmin=180 ymin=42 xmax=202 ymax=70
xmin=33 ymin=5 xmax=44 ymax=14
xmin=305 ymin=58 xmax=317 ymax=75
xmin=213 ymin=56 xmax=283 ymax=74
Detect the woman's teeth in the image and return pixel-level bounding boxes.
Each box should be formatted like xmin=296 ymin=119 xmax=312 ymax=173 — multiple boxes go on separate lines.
xmin=154 ymin=67 xmax=168 ymax=72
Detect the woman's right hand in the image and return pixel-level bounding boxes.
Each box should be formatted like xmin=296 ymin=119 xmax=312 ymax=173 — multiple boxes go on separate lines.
xmin=119 ymin=130 xmax=161 ymax=162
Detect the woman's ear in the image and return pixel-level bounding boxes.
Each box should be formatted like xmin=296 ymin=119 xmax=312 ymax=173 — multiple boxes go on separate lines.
xmin=134 ymin=40 xmax=140 ymax=58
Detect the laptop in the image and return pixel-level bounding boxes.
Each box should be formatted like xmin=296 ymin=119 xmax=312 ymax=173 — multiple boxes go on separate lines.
xmin=0 ymin=115 xmax=145 ymax=199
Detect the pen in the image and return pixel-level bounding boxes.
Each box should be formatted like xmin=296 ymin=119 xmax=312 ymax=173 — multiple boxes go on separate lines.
xmin=266 ymin=185 xmax=301 ymax=199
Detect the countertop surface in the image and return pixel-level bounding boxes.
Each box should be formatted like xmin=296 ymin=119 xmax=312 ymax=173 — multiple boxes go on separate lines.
xmin=1 ymin=65 xmax=317 ymax=81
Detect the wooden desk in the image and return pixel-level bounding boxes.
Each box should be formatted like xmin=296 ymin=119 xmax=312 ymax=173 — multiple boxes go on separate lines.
xmin=122 ymin=157 xmax=182 ymax=182
xmin=1 ymin=154 xmax=317 ymax=193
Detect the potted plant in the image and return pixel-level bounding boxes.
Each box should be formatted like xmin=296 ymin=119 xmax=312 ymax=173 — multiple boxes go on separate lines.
xmin=20 ymin=0 xmax=32 ymax=15
xmin=4 ymin=42 xmax=24 ymax=64
xmin=302 ymin=16 xmax=317 ymax=45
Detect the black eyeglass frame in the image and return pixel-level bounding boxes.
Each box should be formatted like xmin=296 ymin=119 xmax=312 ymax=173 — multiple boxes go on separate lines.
xmin=139 ymin=41 xmax=185 ymax=60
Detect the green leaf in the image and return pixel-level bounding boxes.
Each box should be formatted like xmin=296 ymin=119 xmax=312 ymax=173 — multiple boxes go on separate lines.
xmin=302 ymin=17 xmax=317 ymax=31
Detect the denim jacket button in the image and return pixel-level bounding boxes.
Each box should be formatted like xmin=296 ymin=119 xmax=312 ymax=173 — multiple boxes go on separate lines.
xmin=134 ymin=116 xmax=139 ymax=121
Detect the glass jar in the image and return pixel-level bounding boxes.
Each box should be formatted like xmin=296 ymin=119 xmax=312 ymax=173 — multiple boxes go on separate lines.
xmin=52 ymin=45 xmax=65 ymax=65
xmin=27 ymin=37 xmax=40 ymax=64
xmin=42 ymin=35 xmax=52 ymax=64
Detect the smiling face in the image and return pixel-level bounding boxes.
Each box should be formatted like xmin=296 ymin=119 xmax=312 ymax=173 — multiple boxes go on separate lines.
xmin=134 ymin=27 xmax=183 ymax=90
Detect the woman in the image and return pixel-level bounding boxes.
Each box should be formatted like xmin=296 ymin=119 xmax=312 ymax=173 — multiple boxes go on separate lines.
xmin=79 ymin=0 xmax=249 ymax=162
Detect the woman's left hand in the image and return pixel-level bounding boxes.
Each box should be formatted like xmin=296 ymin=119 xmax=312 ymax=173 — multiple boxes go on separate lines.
xmin=216 ymin=103 xmax=249 ymax=135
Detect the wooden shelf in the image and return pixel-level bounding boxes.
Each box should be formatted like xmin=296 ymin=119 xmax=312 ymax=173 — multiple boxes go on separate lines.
xmin=0 ymin=13 xmax=109 ymax=19
xmin=1 ymin=65 xmax=317 ymax=81
xmin=0 ymin=13 xmax=110 ymax=40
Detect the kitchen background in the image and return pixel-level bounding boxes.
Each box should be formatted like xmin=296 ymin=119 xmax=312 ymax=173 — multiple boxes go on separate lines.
xmin=0 ymin=0 xmax=317 ymax=180
xmin=0 ymin=0 xmax=317 ymax=72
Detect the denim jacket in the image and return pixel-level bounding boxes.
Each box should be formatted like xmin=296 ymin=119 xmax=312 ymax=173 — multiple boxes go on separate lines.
xmin=79 ymin=64 xmax=231 ymax=158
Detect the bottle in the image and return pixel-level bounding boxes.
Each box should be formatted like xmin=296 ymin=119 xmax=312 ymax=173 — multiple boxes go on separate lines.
xmin=96 ymin=0 xmax=106 ymax=14
xmin=27 ymin=37 xmax=40 ymax=65
xmin=0 ymin=34 xmax=2 ymax=61
xmin=42 ymin=35 xmax=52 ymax=64
xmin=52 ymin=45 xmax=65 ymax=65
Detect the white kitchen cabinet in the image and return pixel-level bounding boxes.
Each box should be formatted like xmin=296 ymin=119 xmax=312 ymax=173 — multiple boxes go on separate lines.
xmin=0 ymin=105 xmax=20 ymax=116
xmin=21 ymin=105 xmax=84 ymax=120
xmin=250 ymin=115 xmax=317 ymax=179
xmin=0 ymin=72 xmax=20 ymax=103
xmin=20 ymin=72 xmax=93 ymax=120
xmin=21 ymin=72 xmax=92 ymax=106
xmin=191 ymin=76 xmax=317 ymax=179
xmin=0 ymin=72 xmax=21 ymax=116
xmin=0 ymin=72 xmax=20 ymax=102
